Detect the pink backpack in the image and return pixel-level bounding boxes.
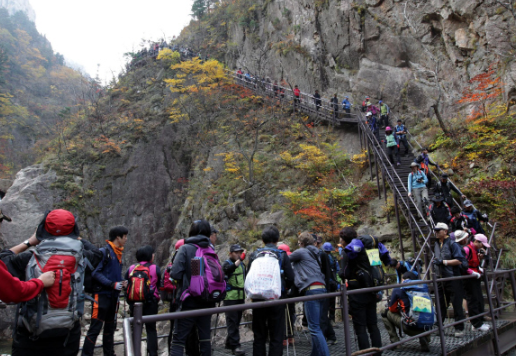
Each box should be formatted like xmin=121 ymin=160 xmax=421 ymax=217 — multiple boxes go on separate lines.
xmin=160 ymin=262 xmax=177 ymax=302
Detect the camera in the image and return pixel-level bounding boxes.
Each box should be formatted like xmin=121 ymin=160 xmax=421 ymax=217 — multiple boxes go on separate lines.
xmin=417 ymin=178 xmax=424 ymax=183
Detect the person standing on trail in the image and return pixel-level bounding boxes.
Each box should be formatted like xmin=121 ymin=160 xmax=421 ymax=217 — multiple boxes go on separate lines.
xmin=434 ymin=174 xmax=466 ymax=207
xmin=427 ymin=194 xmax=452 ymax=224
xmin=83 ymin=226 xmax=129 ymax=356
xmin=395 ymin=119 xmax=409 ymax=156
xmin=362 ymin=96 xmax=371 ymax=112
xmin=450 ymin=206 xmax=473 ymax=234
xmin=415 ymin=147 xmax=438 ymax=188
xmin=293 ymin=85 xmax=301 ymax=106
xmin=433 ymin=222 xmax=466 ymax=338
xmin=462 ymin=200 xmax=489 ymax=235
xmin=331 ymin=93 xmax=339 ymax=120
xmin=222 ymin=245 xmax=247 ymax=356
xmin=408 ymin=161 xmax=429 ymax=215
xmin=273 ymin=81 xmax=279 ymax=97
xmin=289 ymin=232 xmax=331 ymax=356
xmin=366 ymin=112 xmax=380 ymax=142
xmin=314 ymin=90 xmax=322 ymax=111
xmin=379 ymin=100 xmax=390 ymax=128
xmin=384 ymin=126 xmax=401 ymax=167
xmin=342 ymin=96 xmax=352 ymax=114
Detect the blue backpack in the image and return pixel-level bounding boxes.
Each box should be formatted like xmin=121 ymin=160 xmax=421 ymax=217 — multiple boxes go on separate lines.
xmin=401 ymin=282 xmax=435 ymax=330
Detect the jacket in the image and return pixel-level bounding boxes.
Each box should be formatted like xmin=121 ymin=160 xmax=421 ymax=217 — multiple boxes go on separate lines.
xmin=248 ymin=243 xmax=295 ymax=298
xmin=434 ymin=237 xmax=464 ymax=277
xmin=435 ymin=180 xmax=462 ymax=200
xmin=314 ymin=93 xmax=321 ymax=105
xmin=388 ymin=287 xmax=411 ymax=314
xmin=385 ymin=133 xmax=397 ymax=148
xmin=380 ymin=103 xmax=389 ymax=116
xmin=428 ymin=202 xmax=452 ymax=224
xmin=342 ymin=99 xmax=351 ymax=109
xmin=462 ymin=208 xmax=488 ymax=233
xmin=170 ymin=235 xmax=216 ymax=308
xmin=223 ymin=259 xmax=246 ymax=300
xmin=450 ymin=214 xmax=471 ymax=232
xmin=0 ymin=259 xmax=44 ymax=303
xmin=408 ymin=170 xmax=428 ymax=193
xmin=125 ymin=262 xmax=162 ymax=300
xmin=395 ymin=124 xmax=407 ymax=139
xmin=331 ymin=97 xmax=339 ymax=109
xmin=289 ymin=245 xmax=326 ymax=292
xmin=92 ymin=244 xmax=124 ymax=295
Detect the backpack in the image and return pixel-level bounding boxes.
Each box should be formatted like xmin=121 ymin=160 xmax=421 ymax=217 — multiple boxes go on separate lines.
xmin=180 ymin=244 xmax=226 ymax=302
xmin=356 ymin=235 xmax=386 ymax=300
xmin=160 ymin=261 xmax=177 ymax=302
xmin=127 ymin=263 xmax=154 ymax=303
xmin=401 ymin=283 xmax=435 ymax=330
xmin=17 ymin=237 xmax=86 ymax=339
xmin=396 ymin=258 xmax=422 ymax=283
xmin=245 ymin=249 xmax=284 ymax=300
xmin=83 ymin=247 xmax=107 ymax=294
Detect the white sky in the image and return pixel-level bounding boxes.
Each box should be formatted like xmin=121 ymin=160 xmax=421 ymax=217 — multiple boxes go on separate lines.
xmin=30 ymin=0 xmax=193 ymax=83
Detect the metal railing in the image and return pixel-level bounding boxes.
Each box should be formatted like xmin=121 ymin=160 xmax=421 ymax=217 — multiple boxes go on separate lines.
xmin=124 ymin=268 xmax=516 ymax=356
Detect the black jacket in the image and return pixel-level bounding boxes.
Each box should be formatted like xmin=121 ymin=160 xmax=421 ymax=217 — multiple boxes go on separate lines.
xmin=248 ymin=243 xmax=295 ymax=298
xmin=429 ymin=202 xmax=452 ymax=224
xmin=170 ymin=235 xmax=217 ymax=308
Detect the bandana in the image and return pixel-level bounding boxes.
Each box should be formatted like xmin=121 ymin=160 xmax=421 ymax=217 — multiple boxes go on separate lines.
xmin=107 ymin=240 xmax=124 ymax=263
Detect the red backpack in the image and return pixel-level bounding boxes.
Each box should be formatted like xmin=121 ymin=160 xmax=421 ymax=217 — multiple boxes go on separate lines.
xmin=127 ymin=263 xmax=153 ymax=303
xmin=159 ymin=262 xmax=178 ymax=302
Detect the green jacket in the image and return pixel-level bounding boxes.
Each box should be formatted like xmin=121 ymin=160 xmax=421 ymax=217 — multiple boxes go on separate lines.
xmin=385 ymin=134 xmax=397 ymax=147
xmin=380 ymin=103 xmax=389 ymax=116
xmin=222 ymin=259 xmax=246 ymax=300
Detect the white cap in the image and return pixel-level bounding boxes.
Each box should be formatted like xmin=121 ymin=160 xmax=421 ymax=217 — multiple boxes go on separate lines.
xmin=434 ymin=222 xmax=449 ymax=231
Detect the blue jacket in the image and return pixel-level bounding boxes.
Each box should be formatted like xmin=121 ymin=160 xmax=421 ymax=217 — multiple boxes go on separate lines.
xmin=92 ymin=244 xmax=124 ymax=295
xmin=408 ymin=170 xmax=428 ymax=193
xmin=342 ymin=99 xmax=351 ymax=109
xmin=395 ymin=124 xmax=407 ymax=139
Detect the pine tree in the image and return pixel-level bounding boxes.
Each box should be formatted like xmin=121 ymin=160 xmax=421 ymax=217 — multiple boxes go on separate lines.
xmin=191 ymin=0 xmax=207 ymax=20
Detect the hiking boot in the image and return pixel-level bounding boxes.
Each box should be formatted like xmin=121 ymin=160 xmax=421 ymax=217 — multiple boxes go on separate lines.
xmin=327 ymin=339 xmax=337 ymax=346
xmin=473 ymin=324 xmax=491 ymax=332
xmin=454 ymin=331 xmax=465 ymax=338
xmin=232 ymin=347 xmax=245 ymax=355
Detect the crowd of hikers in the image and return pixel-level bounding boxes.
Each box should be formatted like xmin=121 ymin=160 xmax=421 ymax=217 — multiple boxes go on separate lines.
xmin=0 ymin=201 xmax=494 ymax=356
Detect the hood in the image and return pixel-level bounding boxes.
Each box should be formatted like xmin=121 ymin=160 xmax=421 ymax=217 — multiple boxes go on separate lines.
xmin=306 ymin=245 xmax=320 ymax=255
xmin=185 ymin=235 xmax=211 ymax=247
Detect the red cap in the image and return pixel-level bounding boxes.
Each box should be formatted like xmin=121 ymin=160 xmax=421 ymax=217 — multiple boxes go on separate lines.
xmin=278 ymin=244 xmax=292 ymax=256
xmin=175 ymin=239 xmax=185 ymax=250
xmin=44 ymin=209 xmax=75 ymax=236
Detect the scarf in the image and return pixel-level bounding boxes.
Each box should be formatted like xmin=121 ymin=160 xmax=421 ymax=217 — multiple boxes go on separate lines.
xmin=106 ymin=240 xmax=124 ymax=263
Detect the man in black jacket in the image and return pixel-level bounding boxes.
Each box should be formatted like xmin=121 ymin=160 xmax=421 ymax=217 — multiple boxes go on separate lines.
xmin=247 ymin=226 xmax=295 ymax=356
xmin=434 ymin=174 xmax=466 ymax=207
xmin=169 ymin=219 xmax=220 ymax=356
xmin=428 ymin=194 xmax=452 ymax=224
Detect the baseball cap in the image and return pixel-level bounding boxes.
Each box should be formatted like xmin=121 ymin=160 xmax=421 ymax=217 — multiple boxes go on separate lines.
xmin=463 ymin=200 xmax=473 ymax=208
xmin=175 ymin=239 xmax=185 ymax=250
xmin=210 ymin=225 xmax=219 ymax=234
xmin=36 ymin=209 xmax=79 ymax=240
xmin=366 ymin=112 xmax=372 ymax=116
xmin=454 ymin=230 xmax=469 ymax=243
xmin=434 ymin=222 xmax=449 ymax=231
xmin=474 ymin=234 xmax=491 ymax=248
xmin=322 ymin=242 xmax=333 ymax=251
xmin=230 ymin=244 xmax=244 ymax=252
xmin=278 ymin=244 xmax=292 ymax=256
xmin=410 ymin=162 xmax=418 ymax=167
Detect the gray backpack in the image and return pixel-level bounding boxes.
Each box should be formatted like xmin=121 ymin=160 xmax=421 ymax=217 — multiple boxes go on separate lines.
xmin=17 ymin=237 xmax=86 ymax=339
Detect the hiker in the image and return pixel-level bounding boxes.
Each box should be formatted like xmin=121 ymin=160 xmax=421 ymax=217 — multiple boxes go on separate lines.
xmin=428 ymin=194 xmax=452 ymax=224
xmin=450 ymin=206 xmax=473 ymax=234
xmin=395 ymin=119 xmax=409 ymax=156
xmin=222 ymin=244 xmax=247 ymax=356
xmin=366 ymin=102 xmax=379 ymax=117
xmin=381 ymin=271 xmax=432 ymax=352
xmin=390 ymin=257 xmax=422 ymax=283
xmin=362 ymin=96 xmax=371 ymax=112
xmin=293 ymin=85 xmax=301 ymax=106
xmin=209 ymin=225 xmax=218 ymax=248
xmin=408 ymin=162 xmax=429 ymax=215
xmin=415 ymin=148 xmax=438 ymax=188
xmin=1 ymin=209 xmax=103 ymax=356
xmin=384 ymin=126 xmax=401 ymax=166
xmin=435 ymin=174 xmax=466 ymax=207
xmin=273 ymin=81 xmax=279 ymax=97
xmin=433 ymin=222 xmax=466 ymax=337
xmin=314 ymin=90 xmax=322 ymax=111
xmin=165 ymin=239 xmax=184 ymax=350
xmin=247 ymin=226 xmax=295 ymax=356
xmin=125 ymin=245 xmax=161 ymax=356
xmin=331 ymin=93 xmax=339 ymax=120
xmin=339 ymin=227 xmax=392 ymax=355
xmin=366 ymin=112 xmax=380 ymax=142
xmin=289 ymin=232 xmax=331 ymax=356
xmin=83 ymin=225 xmax=129 ymax=356
xmin=462 ymin=199 xmax=489 ymax=235
xmin=323 ymin=242 xmax=340 ymax=326
xmin=314 ymin=235 xmax=337 ymax=345
xmin=342 ymin=96 xmax=352 ymax=114
xmin=170 ymin=219 xmax=226 ymax=356
xmin=378 ymin=101 xmax=390 ymax=128
xmin=236 ymin=68 xmax=243 ymax=79
xmin=463 ymin=234 xmax=492 ymax=332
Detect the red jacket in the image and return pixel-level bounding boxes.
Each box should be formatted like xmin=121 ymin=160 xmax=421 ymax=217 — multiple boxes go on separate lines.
xmin=0 ymin=260 xmax=44 ymax=303
xmin=293 ymin=88 xmax=300 ymax=97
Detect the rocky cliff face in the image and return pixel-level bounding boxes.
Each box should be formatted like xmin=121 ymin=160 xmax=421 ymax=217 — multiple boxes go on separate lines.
xmin=227 ymin=0 xmax=516 ymax=120
xmin=0 ymin=0 xmax=35 ymax=21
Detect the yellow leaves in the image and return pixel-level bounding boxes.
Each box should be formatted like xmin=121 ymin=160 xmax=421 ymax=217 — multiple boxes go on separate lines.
xmin=294 ymin=144 xmax=327 ymax=170
xmin=157 ymin=49 xmax=181 ymax=64
xmin=166 ymin=58 xmax=229 ymax=95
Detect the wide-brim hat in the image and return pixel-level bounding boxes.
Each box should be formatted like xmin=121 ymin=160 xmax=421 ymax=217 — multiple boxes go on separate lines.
xmin=36 ymin=209 xmax=79 ymax=241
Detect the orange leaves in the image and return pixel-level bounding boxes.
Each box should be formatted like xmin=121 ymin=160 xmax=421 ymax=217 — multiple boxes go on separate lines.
xmin=98 ymin=135 xmax=122 ymax=155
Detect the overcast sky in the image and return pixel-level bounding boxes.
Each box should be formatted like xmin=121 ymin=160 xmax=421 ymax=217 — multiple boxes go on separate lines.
xmin=30 ymin=0 xmax=192 ymax=83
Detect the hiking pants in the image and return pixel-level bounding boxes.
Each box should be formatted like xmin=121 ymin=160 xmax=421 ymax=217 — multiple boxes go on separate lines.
xmin=224 ymin=299 xmax=245 ymax=350
xmin=412 ymin=187 xmax=429 ymax=216
xmin=252 ymin=303 xmax=285 ymax=356
xmin=129 ymin=299 xmax=159 ymax=356
xmin=349 ymin=294 xmax=382 ymax=354
xmin=387 ymin=146 xmax=400 ymax=165
xmin=321 ymin=295 xmax=336 ymax=342
xmin=380 ymin=115 xmax=389 ymax=128
xmin=438 ymin=280 xmax=465 ymax=331
xmin=382 ymin=311 xmax=430 ymax=350
xmin=464 ymin=278 xmax=485 ymax=328
xmin=167 ymin=302 xmax=179 ymax=352
xmin=398 ymin=136 xmax=409 ymax=154
xmin=328 ymin=295 xmax=336 ymax=322
xmin=82 ymin=293 xmax=119 ymax=356
xmin=12 ymin=321 xmax=82 ymax=356
xmin=305 ymin=289 xmax=331 ymax=356
xmin=170 ymin=307 xmax=211 ymax=356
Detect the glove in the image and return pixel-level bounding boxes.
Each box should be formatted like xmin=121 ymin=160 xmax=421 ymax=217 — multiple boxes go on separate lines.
xmin=113 ymin=282 xmax=124 ymax=291
xmin=481 ymin=213 xmax=489 ymax=220
xmin=479 ymin=267 xmax=484 ymax=274
xmin=472 ymin=272 xmax=481 ymax=279
xmin=433 ymin=259 xmax=443 ymax=266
